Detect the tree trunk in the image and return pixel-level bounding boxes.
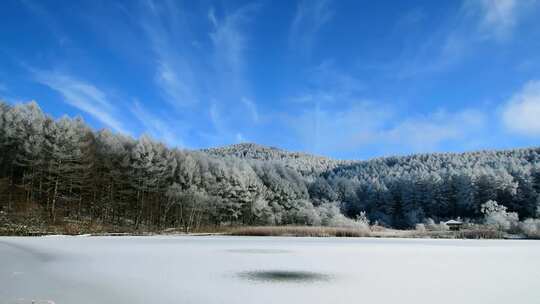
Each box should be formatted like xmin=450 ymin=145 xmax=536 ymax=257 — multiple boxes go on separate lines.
xmin=7 ymin=163 xmax=14 ymax=213
xmin=51 ymin=177 xmax=59 ymax=223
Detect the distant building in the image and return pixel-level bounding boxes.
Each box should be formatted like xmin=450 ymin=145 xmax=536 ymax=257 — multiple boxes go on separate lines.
xmin=445 ymin=220 xmax=463 ymax=231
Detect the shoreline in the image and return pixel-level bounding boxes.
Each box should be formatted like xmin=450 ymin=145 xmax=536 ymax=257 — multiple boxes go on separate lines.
xmin=0 ymin=225 xmax=533 ymax=240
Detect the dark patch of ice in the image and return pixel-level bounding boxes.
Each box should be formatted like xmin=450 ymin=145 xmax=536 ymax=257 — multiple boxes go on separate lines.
xmin=237 ymin=270 xmax=332 ymax=283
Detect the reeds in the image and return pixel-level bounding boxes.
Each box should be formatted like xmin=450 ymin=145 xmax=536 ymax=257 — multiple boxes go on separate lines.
xmin=228 ymin=225 xmax=370 ymax=237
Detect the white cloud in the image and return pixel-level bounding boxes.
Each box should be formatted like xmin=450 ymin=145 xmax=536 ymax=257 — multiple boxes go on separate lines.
xmin=241 ymin=97 xmax=259 ymax=122
xmin=208 ymin=4 xmax=258 ymax=97
xmin=502 ymin=80 xmax=540 ymax=136
xmin=141 ymin=0 xmax=199 ymax=108
xmin=289 ymin=0 xmax=333 ymax=55
xmin=209 ymin=6 xmax=252 ymax=75
xmin=206 ymin=100 xmax=254 ymax=146
xmin=369 ymin=109 xmax=487 ymax=152
xmin=201 ymin=4 xmax=262 ymax=146
xmin=209 ymin=102 xmax=225 ymax=133
xmin=289 ymin=102 xmax=393 ymax=154
xmin=208 ymin=7 xmax=218 ymax=28
xmin=290 ymin=101 xmax=488 ymax=157
xmin=476 ymin=0 xmax=518 ymax=39
xmin=291 ymin=60 xmax=364 ymax=106
xmin=155 ymin=60 xmax=194 ymax=107
xmin=376 ymin=0 xmax=535 ymax=79
xmin=235 ymin=133 xmax=246 ymax=143
xmin=465 ymin=0 xmax=536 ymax=41
xmin=311 ymin=60 xmax=364 ymax=95
xmin=137 ymin=2 xmax=260 ymax=146
xmin=33 ymin=70 xmax=127 ymax=133
xmin=131 ymin=101 xmax=184 ymax=147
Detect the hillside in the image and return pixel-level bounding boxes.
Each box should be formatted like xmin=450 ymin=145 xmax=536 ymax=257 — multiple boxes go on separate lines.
xmin=1 ymin=100 xmax=540 ymax=234
xmin=202 ymin=143 xmax=352 ymax=176
xmin=321 ymin=147 xmax=540 ymax=227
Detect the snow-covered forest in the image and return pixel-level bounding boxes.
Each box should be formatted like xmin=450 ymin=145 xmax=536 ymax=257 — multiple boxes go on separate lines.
xmin=1 ymin=101 xmax=540 ymax=231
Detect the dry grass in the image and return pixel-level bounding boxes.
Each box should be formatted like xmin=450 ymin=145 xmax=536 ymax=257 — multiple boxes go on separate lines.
xmin=227 ymin=225 xmax=509 ymax=239
xmin=456 ymin=228 xmax=503 ymax=239
xmin=228 ymin=226 xmax=371 ymax=237
xmin=0 ymin=210 xmax=520 ymax=239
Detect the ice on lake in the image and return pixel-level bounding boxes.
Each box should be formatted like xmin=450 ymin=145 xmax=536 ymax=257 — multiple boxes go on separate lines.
xmin=1 ymin=236 xmax=539 ymax=304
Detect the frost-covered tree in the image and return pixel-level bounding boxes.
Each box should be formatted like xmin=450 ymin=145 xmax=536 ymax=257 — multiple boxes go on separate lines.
xmin=519 ymin=218 xmax=540 ymax=238
xmin=130 ymin=135 xmax=173 ymax=228
xmin=481 ymin=200 xmax=519 ymax=231
xmin=308 ymin=178 xmax=338 ymax=204
xmin=1 ymin=100 xmax=540 ymax=230
xmin=42 ymin=116 xmax=94 ymax=221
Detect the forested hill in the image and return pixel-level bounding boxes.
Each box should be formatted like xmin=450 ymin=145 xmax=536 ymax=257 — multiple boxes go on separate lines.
xmin=203 ymin=143 xmax=352 ymax=176
xmin=1 ymin=100 xmax=540 ymax=231
xmin=323 ymin=148 xmax=540 ymax=227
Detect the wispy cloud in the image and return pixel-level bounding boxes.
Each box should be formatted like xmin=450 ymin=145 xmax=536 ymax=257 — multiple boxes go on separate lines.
xmin=139 ymin=1 xmax=259 ymax=146
xmin=290 ymin=102 xmax=488 ymax=158
xmin=235 ymin=132 xmax=246 ymax=143
xmin=378 ymin=15 xmax=470 ymax=78
xmin=501 ymin=80 xmax=540 ymax=137
xmin=205 ymin=97 xmax=255 ymax=146
xmin=33 ymin=69 xmax=127 ymax=133
xmin=209 ymin=102 xmax=223 ymax=132
xmin=204 ymin=101 xmax=234 ymax=145
xmin=288 ymin=101 xmax=392 ymax=156
xmin=131 ymin=100 xmax=184 ymax=147
xmin=209 ymin=5 xmax=256 ymax=77
xmin=286 ymin=59 xmax=489 ymax=157
xmin=366 ymin=109 xmax=488 ymax=153
xmin=289 ymin=0 xmax=333 ymax=56
xmin=465 ymin=0 xmax=532 ymax=41
xmin=208 ymin=4 xmax=258 ymax=98
xmin=155 ymin=60 xmax=197 ymax=108
xmin=374 ymin=0 xmax=536 ymax=79
xmin=141 ymin=0 xmax=199 ymax=108
xmin=204 ymin=4 xmax=262 ymax=144
xmin=291 ymin=59 xmax=364 ymax=106
xmin=241 ymin=97 xmax=259 ymax=122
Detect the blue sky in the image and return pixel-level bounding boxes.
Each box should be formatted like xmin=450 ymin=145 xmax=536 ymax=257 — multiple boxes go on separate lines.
xmin=1 ymin=0 xmax=540 ymax=159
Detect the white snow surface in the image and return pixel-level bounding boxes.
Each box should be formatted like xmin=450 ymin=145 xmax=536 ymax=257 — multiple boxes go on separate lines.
xmin=1 ymin=236 xmax=539 ymax=304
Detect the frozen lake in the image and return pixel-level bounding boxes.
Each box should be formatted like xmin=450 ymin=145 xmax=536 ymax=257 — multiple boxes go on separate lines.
xmin=1 ymin=236 xmax=539 ymax=304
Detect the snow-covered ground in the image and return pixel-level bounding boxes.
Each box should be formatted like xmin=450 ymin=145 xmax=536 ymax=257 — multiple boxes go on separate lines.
xmin=1 ymin=236 xmax=539 ymax=304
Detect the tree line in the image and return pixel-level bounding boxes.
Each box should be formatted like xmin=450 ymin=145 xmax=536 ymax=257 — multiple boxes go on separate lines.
xmin=1 ymin=100 xmax=539 ymax=231
xmin=322 ymin=150 xmax=540 ymax=228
